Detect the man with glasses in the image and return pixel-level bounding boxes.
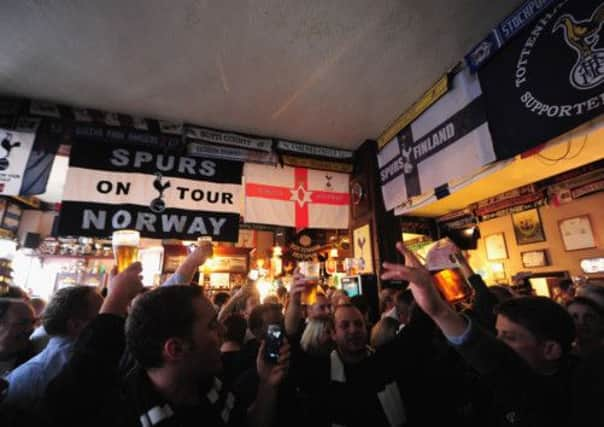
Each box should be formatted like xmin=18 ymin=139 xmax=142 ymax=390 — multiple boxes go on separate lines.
xmin=2 ymin=286 xmax=102 ymax=415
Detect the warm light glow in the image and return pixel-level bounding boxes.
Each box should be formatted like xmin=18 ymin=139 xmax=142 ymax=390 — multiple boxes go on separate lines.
xmin=256 ymin=277 xmax=272 ymax=302
xmin=256 ymin=258 xmax=265 ymax=269
xmin=530 ymin=278 xmax=551 ymax=297
xmin=271 ymin=257 xmax=282 ymax=276
xmin=248 ymin=269 xmax=259 ymax=280
xmin=329 ymin=248 xmax=339 ymax=258
xmin=463 ymin=227 xmax=475 ymax=236
xmin=490 ymin=262 xmax=506 ymax=281
xmin=273 ymin=246 xmax=283 ymax=256
xmin=0 ymin=239 xmax=17 ymax=259
xmin=490 ymin=262 xmax=504 ymax=273
xmin=402 ymin=232 xmax=426 ymax=242
xmin=580 ymin=257 xmax=604 ymax=273
xmin=202 ymin=257 xmax=215 ymax=273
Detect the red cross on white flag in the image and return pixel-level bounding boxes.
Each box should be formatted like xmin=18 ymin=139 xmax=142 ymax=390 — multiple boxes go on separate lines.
xmin=244 ymin=163 xmax=350 ymax=229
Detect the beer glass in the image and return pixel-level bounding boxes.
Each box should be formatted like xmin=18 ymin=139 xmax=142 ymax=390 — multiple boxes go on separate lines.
xmin=425 ymin=240 xmax=472 ymax=303
xmin=344 ymin=258 xmax=358 ymax=275
xmin=189 ymin=236 xmax=214 ymax=258
xmin=298 ymin=261 xmax=320 ymax=305
xmin=112 ymin=230 xmax=140 ymax=273
xmin=430 ymin=267 xmax=472 ymax=303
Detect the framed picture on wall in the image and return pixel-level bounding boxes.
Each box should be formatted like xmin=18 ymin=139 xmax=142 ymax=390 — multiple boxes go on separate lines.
xmin=521 ymin=250 xmax=549 ymax=268
xmin=511 ymin=208 xmax=546 ymax=245
xmin=559 ymin=215 xmax=596 ymax=251
xmin=353 ymin=223 xmax=373 ymax=273
xmin=485 ymin=233 xmax=508 ymax=260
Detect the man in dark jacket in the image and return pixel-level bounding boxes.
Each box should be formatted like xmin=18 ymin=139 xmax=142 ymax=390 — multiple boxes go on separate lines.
xmin=382 ymin=242 xmax=577 ymax=427
xmin=285 ymin=273 xmax=459 ymax=427
xmin=46 ymin=263 xmax=290 ymax=427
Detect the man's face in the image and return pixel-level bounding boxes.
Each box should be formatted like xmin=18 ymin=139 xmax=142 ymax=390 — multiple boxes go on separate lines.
xmin=333 ymin=306 xmax=367 ymax=357
xmin=496 ymin=315 xmax=547 ymax=371
xmin=0 ymin=302 xmax=35 ymax=354
xmin=568 ymin=302 xmax=603 ymax=342
xmin=185 ymin=297 xmax=225 ymax=378
xmin=308 ymin=295 xmax=331 ymax=320
xmin=395 ymin=300 xmax=411 ymax=325
xmin=380 ymin=289 xmax=395 ymax=313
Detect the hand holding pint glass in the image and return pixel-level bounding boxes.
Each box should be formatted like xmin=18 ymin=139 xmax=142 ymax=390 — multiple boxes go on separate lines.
xmin=298 ymin=261 xmax=320 ymax=305
xmin=112 ymin=230 xmax=140 ymax=273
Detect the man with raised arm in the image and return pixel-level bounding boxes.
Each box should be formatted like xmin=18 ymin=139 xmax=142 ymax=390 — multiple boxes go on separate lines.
xmin=46 ymin=262 xmax=290 ymax=427
xmin=382 ymin=242 xmax=577 ymax=427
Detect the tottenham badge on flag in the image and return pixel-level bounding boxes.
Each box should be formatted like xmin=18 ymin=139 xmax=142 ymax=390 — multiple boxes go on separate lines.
xmin=0 ymin=128 xmax=38 ymax=196
xmin=244 ymin=163 xmax=350 ymax=229
xmin=479 ymin=0 xmax=604 ymax=160
xmin=58 ymin=139 xmax=243 ymax=241
xmin=377 ymin=68 xmax=496 ymax=211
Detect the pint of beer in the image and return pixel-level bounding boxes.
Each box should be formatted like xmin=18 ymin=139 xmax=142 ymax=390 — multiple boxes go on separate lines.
xmin=430 ymin=267 xmax=472 ymax=303
xmin=298 ymin=261 xmax=320 ymax=305
xmin=425 ymin=240 xmax=472 ymax=303
xmin=112 ymin=230 xmax=140 ymax=273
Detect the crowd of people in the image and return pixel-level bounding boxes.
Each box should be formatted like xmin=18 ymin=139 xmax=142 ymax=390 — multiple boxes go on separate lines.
xmin=0 ymin=240 xmax=603 ymax=426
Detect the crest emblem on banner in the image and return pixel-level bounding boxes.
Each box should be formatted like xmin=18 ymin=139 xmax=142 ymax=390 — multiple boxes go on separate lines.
xmin=400 ymin=143 xmax=414 ymax=175
xmin=150 ymin=173 xmax=171 ymax=213
xmin=0 ymin=132 xmax=22 ymax=171
xmin=554 ymin=3 xmax=604 ymax=90
xmin=470 ymin=41 xmax=493 ymax=65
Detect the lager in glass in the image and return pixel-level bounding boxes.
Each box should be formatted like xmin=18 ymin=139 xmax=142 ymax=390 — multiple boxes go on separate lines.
xmin=112 ymin=230 xmax=140 ymax=273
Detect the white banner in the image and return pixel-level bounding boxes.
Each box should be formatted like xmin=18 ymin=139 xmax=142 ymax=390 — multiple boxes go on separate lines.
xmin=0 ymin=129 xmax=37 ymax=196
xmin=186 ymin=126 xmax=273 ymax=152
xmin=378 ymin=68 xmax=496 ymax=211
xmin=59 ymin=141 xmax=243 ymax=241
xmin=244 ymin=163 xmax=350 ymax=229
xmin=63 ymin=168 xmax=242 ymax=213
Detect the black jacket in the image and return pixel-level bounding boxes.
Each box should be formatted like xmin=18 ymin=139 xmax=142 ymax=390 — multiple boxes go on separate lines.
xmin=45 ymin=314 xmax=245 ymax=427
xmin=289 ymin=309 xmax=462 ymax=427
xmin=453 ymin=320 xmax=576 ymax=427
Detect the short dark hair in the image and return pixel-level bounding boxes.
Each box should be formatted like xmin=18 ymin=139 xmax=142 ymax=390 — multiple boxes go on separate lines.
xmin=333 ymin=303 xmax=363 ymax=318
xmin=5 ymin=286 xmax=28 ymax=300
xmin=350 ymin=295 xmax=369 ymax=315
xmin=248 ymin=303 xmax=282 ymax=333
xmin=43 ymin=286 xmax=98 ymax=336
xmin=0 ymin=298 xmax=16 ymax=321
xmin=495 ymin=296 xmax=575 ymax=355
xmin=222 ymin=313 xmax=247 ymax=345
xmin=567 ymin=297 xmax=604 ymax=317
xmin=395 ymin=289 xmax=414 ymax=305
xmin=248 ymin=304 xmax=268 ymax=332
xmin=276 ymin=286 xmax=287 ymax=298
xmin=213 ymin=292 xmax=230 ymax=308
xmin=126 ymin=286 xmax=203 ymax=369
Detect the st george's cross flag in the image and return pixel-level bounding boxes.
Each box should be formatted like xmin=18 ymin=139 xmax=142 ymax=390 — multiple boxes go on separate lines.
xmin=244 ymin=163 xmax=350 ymax=229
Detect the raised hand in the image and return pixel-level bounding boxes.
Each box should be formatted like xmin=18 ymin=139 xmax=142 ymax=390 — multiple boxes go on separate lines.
xmin=256 ymin=340 xmax=291 ymax=387
xmin=290 ymin=270 xmax=307 ymax=306
xmin=381 ymin=242 xmax=448 ymax=318
xmin=381 ymin=242 xmax=468 ymax=337
xmin=100 ymin=262 xmax=144 ymax=316
xmin=190 ymin=240 xmax=213 ymax=265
